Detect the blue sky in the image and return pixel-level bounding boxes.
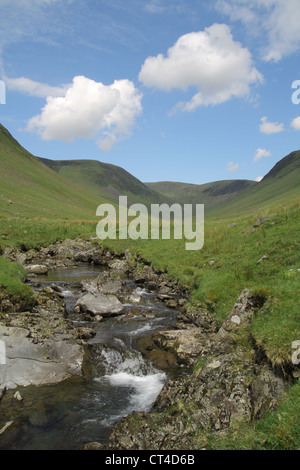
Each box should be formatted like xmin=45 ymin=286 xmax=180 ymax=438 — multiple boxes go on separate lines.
xmin=1 ymin=0 xmax=300 ymax=185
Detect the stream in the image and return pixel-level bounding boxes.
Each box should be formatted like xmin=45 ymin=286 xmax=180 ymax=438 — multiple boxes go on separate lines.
xmin=0 ymin=264 xmax=178 ymax=450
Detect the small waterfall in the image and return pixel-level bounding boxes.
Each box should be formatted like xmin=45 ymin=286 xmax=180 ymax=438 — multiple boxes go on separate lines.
xmin=95 ymin=342 xmax=166 ymax=425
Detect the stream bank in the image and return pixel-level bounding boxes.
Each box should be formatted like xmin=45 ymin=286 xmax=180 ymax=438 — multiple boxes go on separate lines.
xmin=0 ymin=238 xmax=188 ymax=449
xmin=0 ymin=238 xmax=298 ymax=450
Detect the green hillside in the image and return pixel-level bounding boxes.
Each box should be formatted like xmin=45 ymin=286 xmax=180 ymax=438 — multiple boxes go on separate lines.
xmin=0 ymin=124 xmax=107 ymax=220
xmin=146 ymin=179 xmax=257 ymax=211
xmin=39 ymin=157 xmax=166 ymax=207
xmin=210 ymin=150 xmax=300 ymax=217
xmin=146 ymin=150 xmax=300 ymax=217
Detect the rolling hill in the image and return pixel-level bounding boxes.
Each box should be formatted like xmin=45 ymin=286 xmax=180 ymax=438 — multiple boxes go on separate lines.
xmin=0 ymin=124 xmax=107 ymax=220
xmin=210 ymin=150 xmax=300 ymax=217
xmin=39 ymin=157 xmax=166 ymax=207
xmin=1 ymin=122 xmax=299 ymax=223
xmin=145 ymin=179 xmax=257 ymax=211
xmin=146 ymin=150 xmax=300 ymax=216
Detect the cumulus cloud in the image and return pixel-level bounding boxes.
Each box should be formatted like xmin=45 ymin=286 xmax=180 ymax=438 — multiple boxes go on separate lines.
xmin=215 ymin=0 xmax=300 ymax=62
xmin=254 ymin=148 xmax=272 ymax=162
xmin=227 ymin=161 xmax=239 ymax=172
xmin=27 ymin=75 xmax=143 ymax=151
xmin=255 ymin=176 xmax=263 ymax=182
xmin=139 ymin=24 xmax=263 ymax=111
xmin=291 ymin=117 xmax=300 ymax=130
xmin=260 ymin=116 xmax=284 ymax=134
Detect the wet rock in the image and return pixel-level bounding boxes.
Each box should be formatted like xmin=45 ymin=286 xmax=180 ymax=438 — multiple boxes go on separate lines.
xmin=26 ymin=265 xmax=49 ymax=275
xmin=76 ymin=328 xmax=96 ymax=340
xmin=81 ymin=275 xmax=124 ymax=296
xmin=14 ymin=391 xmax=23 ymax=402
xmin=76 ymin=293 xmax=125 ymax=317
xmin=108 ymin=260 xmax=128 ymax=271
xmin=100 ymin=289 xmax=286 ymax=451
xmin=0 ymin=325 xmax=84 ymax=391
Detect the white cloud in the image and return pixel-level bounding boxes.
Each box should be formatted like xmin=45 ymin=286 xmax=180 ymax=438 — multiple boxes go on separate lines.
xmin=255 ymin=176 xmax=263 ymax=182
xmin=27 ymin=75 xmax=143 ymax=151
xmin=260 ymin=116 xmax=284 ymax=134
xmin=254 ymin=148 xmax=272 ymax=162
xmin=227 ymin=161 xmax=239 ymax=172
xmin=216 ymin=0 xmax=300 ymax=62
xmin=3 ymin=75 xmax=70 ymax=98
xmin=139 ymin=24 xmax=263 ymax=111
xmin=291 ymin=117 xmax=300 ymax=130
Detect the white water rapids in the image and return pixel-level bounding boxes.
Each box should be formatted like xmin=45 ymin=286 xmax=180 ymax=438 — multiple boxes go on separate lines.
xmin=95 ymin=343 xmax=166 ymax=426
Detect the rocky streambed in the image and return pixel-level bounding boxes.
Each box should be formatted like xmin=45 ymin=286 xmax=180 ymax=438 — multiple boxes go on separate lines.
xmin=0 ymin=238 xmax=297 ymax=450
xmin=0 ymin=239 xmax=190 ymax=450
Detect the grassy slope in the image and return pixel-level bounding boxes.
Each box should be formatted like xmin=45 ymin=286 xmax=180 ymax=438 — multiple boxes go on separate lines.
xmin=146 ymin=150 xmax=300 ymax=216
xmin=0 ymin=124 xmax=108 ymax=220
xmin=39 ymin=157 xmax=166 ymax=207
xmin=210 ymin=150 xmax=300 ymax=218
xmin=0 ymin=124 xmax=299 ymax=449
xmin=146 ymin=179 xmax=257 ymax=211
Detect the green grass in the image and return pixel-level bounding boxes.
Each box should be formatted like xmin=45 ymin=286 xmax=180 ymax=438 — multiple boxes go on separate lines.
xmin=147 ymin=150 xmax=300 ymax=217
xmin=0 ymin=123 xmax=299 ymax=449
xmin=99 ymin=201 xmax=300 ymax=367
xmin=146 ymin=179 xmax=257 ymax=211
xmin=0 ymin=124 xmax=107 ymax=220
xmin=39 ymin=157 xmax=165 ymax=207
xmin=0 ymin=257 xmax=34 ymax=310
xmin=0 ymin=216 xmax=97 ymax=250
xmin=206 ymin=381 xmax=300 ymax=450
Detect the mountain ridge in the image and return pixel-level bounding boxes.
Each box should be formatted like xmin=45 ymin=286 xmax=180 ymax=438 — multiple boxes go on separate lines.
xmin=0 ymin=123 xmax=299 ymax=219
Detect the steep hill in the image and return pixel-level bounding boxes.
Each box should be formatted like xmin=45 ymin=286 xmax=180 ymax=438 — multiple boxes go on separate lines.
xmin=210 ymin=150 xmax=300 ymax=217
xmin=0 ymin=124 xmax=107 ymax=220
xmin=39 ymin=158 xmax=166 ymax=207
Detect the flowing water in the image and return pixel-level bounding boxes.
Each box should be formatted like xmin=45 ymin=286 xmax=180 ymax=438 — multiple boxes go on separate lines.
xmin=0 ymin=265 xmax=178 ymax=450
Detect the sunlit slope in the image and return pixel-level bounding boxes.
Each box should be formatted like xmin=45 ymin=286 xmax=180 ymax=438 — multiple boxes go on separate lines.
xmin=210 ymin=150 xmax=300 ymax=218
xmin=0 ymin=124 xmax=107 ymax=220
xmin=147 ymin=150 xmax=300 ymax=217
xmin=39 ymin=157 xmax=166 ymax=207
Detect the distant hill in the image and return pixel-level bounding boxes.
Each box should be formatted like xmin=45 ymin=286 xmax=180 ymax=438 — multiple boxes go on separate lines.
xmin=1 ymin=122 xmax=299 ymax=222
xmin=0 ymin=124 xmax=107 ymax=220
xmin=210 ymin=150 xmax=300 ymax=217
xmin=145 ymin=180 xmax=257 ymax=211
xmin=39 ymin=158 xmax=166 ymax=207
xmin=146 ymin=151 xmax=300 ymax=216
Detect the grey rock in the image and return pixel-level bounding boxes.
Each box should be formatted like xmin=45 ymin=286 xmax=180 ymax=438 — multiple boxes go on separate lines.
xmin=76 ymin=293 xmax=124 ymax=317
xmin=0 ymin=326 xmax=83 ymax=391
xmin=26 ymin=265 xmax=49 ymax=275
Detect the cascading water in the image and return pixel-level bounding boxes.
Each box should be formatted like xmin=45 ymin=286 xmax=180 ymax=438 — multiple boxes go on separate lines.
xmin=0 ymin=264 xmax=178 ymax=450
xmin=96 ymin=342 xmax=166 ymax=426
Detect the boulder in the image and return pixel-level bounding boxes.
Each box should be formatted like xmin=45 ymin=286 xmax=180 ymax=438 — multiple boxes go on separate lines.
xmin=0 ymin=326 xmax=84 ymax=391
xmin=76 ymin=293 xmax=125 ymax=317
xmin=26 ymin=265 xmax=48 ymax=275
